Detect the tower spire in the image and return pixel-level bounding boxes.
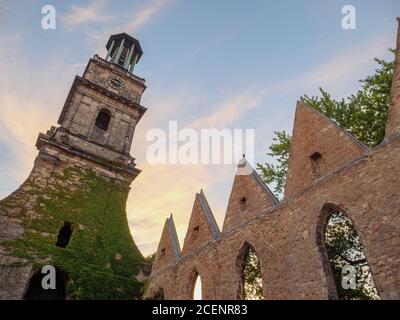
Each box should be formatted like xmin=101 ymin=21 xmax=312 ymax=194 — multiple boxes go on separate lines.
xmin=105 ymin=33 xmax=143 ymax=73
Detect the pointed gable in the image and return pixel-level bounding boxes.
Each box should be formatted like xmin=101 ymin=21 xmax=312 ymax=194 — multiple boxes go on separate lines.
xmin=386 ymin=17 xmax=400 ymax=139
xmin=151 ymin=214 xmax=181 ymax=273
xmin=181 ymin=190 xmax=221 ymax=255
xmin=222 ymin=157 xmax=278 ymax=234
xmin=284 ymin=101 xmax=368 ymax=198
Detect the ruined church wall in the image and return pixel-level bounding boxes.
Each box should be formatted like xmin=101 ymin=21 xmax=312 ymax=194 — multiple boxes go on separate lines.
xmin=146 ymin=137 xmax=400 ymax=300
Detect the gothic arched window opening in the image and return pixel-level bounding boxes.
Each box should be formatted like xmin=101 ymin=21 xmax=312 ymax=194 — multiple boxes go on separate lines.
xmin=192 ymin=273 xmax=202 ymax=300
xmin=317 ymin=205 xmax=379 ymax=300
xmin=236 ymin=242 xmax=263 ymax=300
xmin=95 ymin=109 xmax=111 ymax=131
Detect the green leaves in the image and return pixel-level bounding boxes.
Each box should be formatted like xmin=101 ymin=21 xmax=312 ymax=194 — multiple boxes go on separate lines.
xmin=325 ymin=211 xmax=379 ymax=300
xmin=253 ymin=49 xmax=394 ymax=300
xmin=303 ymin=51 xmax=394 ymax=148
xmin=243 ymin=248 xmax=263 ymax=300
xmin=257 ymin=49 xmax=394 ymax=199
xmin=4 ymin=167 xmax=145 ymax=300
xmin=256 ymin=130 xmax=291 ymax=197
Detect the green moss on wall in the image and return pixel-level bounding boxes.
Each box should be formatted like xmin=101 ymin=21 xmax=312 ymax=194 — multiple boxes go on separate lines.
xmin=2 ymin=166 xmax=145 ymax=299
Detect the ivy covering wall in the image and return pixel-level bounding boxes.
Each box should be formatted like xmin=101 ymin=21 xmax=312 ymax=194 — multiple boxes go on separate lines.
xmin=0 ymin=164 xmax=145 ymax=299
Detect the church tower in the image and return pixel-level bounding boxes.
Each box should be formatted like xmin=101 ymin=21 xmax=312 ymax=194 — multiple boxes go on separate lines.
xmin=0 ymin=34 xmax=148 ymax=299
xmin=38 ymin=33 xmax=146 ymax=180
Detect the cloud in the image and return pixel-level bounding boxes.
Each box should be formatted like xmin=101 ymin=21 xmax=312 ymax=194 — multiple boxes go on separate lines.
xmin=124 ymin=0 xmax=170 ymax=34
xmin=288 ymin=35 xmax=393 ymax=96
xmin=125 ymin=34 xmax=395 ymax=255
xmin=125 ymin=85 xmax=237 ymax=254
xmin=189 ymin=87 xmax=267 ymax=130
xmin=0 ymin=9 xmax=394 ymax=256
xmin=0 ymin=38 xmax=77 ymax=189
xmin=182 ymin=35 xmax=392 ymax=136
xmin=85 ymin=0 xmax=171 ymax=54
xmin=0 ymin=94 xmax=48 ymax=181
xmin=61 ymin=0 xmax=113 ymax=31
xmin=69 ymin=62 xmax=87 ymax=71
xmin=0 ymin=36 xmax=21 ymax=43
xmin=0 ymin=3 xmax=11 ymax=11
xmin=0 ymin=35 xmax=22 ymax=59
xmin=127 ymin=162 xmax=234 ymax=255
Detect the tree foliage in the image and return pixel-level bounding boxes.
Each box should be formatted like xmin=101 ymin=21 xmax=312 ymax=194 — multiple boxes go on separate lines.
xmin=252 ymin=50 xmax=394 ymax=300
xmin=2 ymin=167 xmax=145 ymax=300
xmin=243 ymin=248 xmax=263 ymax=300
xmin=325 ymin=211 xmax=379 ymax=300
xmin=304 ymin=52 xmax=393 ymax=148
xmin=145 ymin=252 xmax=156 ymax=265
xmin=256 ymin=130 xmax=291 ymax=195
xmin=257 ymin=50 xmax=394 ymax=198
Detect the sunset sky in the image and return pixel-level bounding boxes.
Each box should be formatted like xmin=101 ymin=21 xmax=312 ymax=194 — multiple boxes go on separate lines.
xmin=0 ymin=0 xmax=399 ymax=255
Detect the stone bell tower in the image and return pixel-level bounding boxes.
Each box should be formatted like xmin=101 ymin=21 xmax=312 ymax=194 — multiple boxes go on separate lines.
xmin=38 ymin=32 xmax=147 ymax=181
xmin=0 ymin=33 xmax=148 ymax=300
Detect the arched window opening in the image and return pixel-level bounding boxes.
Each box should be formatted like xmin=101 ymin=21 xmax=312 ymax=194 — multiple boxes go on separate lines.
xmin=24 ymin=268 xmax=68 ymax=300
xmin=154 ymin=287 xmax=165 ymax=300
xmin=56 ymin=221 xmax=73 ymax=248
xmin=193 ymin=274 xmax=202 ymax=300
xmin=236 ymin=242 xmax=263 ymax=300
xmin=95 ymin=109 xmax=111 ymax=131
xmin=318 ymin=206 xmax=379 ymax=300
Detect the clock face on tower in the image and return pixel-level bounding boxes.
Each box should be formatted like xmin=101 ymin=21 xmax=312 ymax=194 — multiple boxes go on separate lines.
xmin=107 ymin=76 xmax=125 ymax=90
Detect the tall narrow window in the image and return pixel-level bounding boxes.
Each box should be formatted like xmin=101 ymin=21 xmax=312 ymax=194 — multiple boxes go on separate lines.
xmin=193 ymin=274 xmax=202 ymax=300
xmin=318 ymin=205 xmax=379 ymax=300
xmin=56 ymin=222 xmax=73 ymax=248
xmin=310 ymin=151 xmax=322 ymax=175
xmin=193 ymin=226 xmax=199 ymax=241
xmin=240 ymin=197 xmax=247 ymax=211
xmin=236 ymin=242 xmax=263 ymax=300
xmin=95 ymin=109 xmax=111 ymax=131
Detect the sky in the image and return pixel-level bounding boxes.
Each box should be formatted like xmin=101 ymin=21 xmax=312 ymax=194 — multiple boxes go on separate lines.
xmin=0 ymin=0 xmax=399 ymax=256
